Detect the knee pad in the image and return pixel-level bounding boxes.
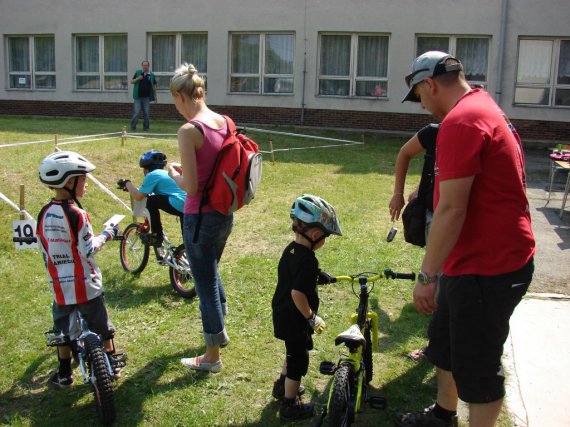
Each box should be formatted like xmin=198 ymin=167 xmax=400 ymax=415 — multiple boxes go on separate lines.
xmin=455 ymin=373 xmax=505 ymax=404
xmin=286 ymin=349 xmax=309 ymax=381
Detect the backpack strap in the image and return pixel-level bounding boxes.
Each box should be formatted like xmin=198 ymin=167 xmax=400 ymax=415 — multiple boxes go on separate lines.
xmin=191 ymin=115 xmax=235 ymax=243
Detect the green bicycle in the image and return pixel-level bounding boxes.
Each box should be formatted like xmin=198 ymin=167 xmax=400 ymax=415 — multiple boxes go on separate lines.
xmin=317 ymin=269 xmax=415 ymax=427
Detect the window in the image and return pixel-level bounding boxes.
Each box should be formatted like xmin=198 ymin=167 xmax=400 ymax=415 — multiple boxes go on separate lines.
xmin=74 ymin=34 xmax=127 ymax=91
xmin=150 ymin=33 xmax=208 ymax=90
xmin=230 ymin=33 xmax=294 ymax=94
xmin=515 ymin=38 xmax=570 ymax=107
xmin=7 ymin=35 xmax=55 ymax=90
xmin=318 ymin=33 xmax=389 ymax=98
xmin=416 ymin=36 xmax=490 ymax=86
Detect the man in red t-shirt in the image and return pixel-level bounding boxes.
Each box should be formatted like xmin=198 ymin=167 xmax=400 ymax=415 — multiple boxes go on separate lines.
xmin=396 ymin=51 xmax=535 ymax=427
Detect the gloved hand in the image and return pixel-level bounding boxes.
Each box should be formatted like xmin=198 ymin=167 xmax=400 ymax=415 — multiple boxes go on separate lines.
xmin=307 ymin=312 xmax=326 ymax=334
xmin=317 ymin=270 xmax=333 ymax=285
xmin=116 ymin=179 xmax=130 ymax=192
xmin=101 ymin=225 xmax=119 ymax=241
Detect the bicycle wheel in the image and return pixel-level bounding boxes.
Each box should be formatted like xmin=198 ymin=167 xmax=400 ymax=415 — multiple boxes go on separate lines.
xmin=327 ymin=364 xmax=355 ymax=427
xmin=363 ymin=326 xmax=373 ymax=383
xmin=85 ymin=335 xmax=116 ymax=425
xmin=169 ymin=244 xmax=196 ymax=299
xmin=120 ymin=223 xmax=149 ymax=274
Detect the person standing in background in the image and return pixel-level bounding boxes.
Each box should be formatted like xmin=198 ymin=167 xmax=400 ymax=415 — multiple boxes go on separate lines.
xmin=130 ymin=60 xmax=157 ymax=132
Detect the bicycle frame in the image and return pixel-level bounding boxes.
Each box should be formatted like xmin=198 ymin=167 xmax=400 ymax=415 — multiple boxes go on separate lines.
xmin=319 ymin=269 xmax=415 ymax=427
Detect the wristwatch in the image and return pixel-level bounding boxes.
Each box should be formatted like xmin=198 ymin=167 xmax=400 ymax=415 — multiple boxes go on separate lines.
xmin=418 ymin=271 xmax=438 ymax=285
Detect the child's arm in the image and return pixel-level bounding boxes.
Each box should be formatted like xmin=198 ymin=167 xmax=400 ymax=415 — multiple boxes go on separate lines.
xmin=291 ymin=290 xmax=326 ymax=334
xmin=77 ymin=211 xmax=117 ymax=258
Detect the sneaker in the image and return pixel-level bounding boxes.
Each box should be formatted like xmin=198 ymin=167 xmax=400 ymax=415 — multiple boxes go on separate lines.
xmin=271 ymin=379 xmax=305 ymax=400
xmin=395 ymin=404 xmax=458 ymax=427
xmin=279 ymin=397 xmax=314 ymax=421
xmin=109 ymin=353 xmax=127 ymax=379
xmin=50 ymin=372 xmax=73 ymax=387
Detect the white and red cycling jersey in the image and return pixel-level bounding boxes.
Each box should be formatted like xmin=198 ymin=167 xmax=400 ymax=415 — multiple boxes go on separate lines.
xmin=37 ymin=199 xmax=109 ymax=305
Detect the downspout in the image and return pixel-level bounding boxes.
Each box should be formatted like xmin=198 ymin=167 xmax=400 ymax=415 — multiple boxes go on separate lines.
xmin=496 ymin=0 xmax=509 ymax=105
xmin=300 ymin=0 xmax=307 ymax=123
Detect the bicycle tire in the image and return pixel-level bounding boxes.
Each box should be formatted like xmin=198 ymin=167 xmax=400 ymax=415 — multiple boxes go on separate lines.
xmin=85 ymin=334 xmax=116 ymax=425
xmin=169 ymin=244 xmax=196 ymax=299
xmin=363 ymin=326 xmax=373 ymax=384
xmin=327 ymin=364 xmax=355 ymax=427
xmin=120 ymin=223 xmax=149 ymax=274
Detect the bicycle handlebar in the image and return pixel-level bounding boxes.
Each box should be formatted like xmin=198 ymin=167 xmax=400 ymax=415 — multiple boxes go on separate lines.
xmin=329 ymin=268 xmax=415 ymax=284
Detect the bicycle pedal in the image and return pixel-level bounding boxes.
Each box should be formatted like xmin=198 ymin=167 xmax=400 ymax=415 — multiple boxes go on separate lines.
xmin=368 ymin=395 xmax=387 ymax=410
xmin=45 ymin=329 xmax=66 ymax=346
xmin=110 ymin=352 xmax=127 ymax=368
xmin=319 ymin=361 xmax=336 ymax=375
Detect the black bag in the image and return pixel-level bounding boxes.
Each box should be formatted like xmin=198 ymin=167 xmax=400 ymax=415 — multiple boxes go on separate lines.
xmin=402 ymin=196 xmax=426 ymax=247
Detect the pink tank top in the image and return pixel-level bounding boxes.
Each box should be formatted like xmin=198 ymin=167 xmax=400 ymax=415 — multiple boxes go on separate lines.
xmin=184 ymin=118 xmax=228 ymax=214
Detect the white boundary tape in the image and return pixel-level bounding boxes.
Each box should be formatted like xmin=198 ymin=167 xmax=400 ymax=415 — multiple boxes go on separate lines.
xmin=0 ymin=192 xmax=34 ymax=220
xmin=0 ymin=132 xmax=121 ymax=149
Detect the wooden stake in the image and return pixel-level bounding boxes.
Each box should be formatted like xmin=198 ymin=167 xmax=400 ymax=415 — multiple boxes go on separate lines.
xmin=54 ymin=134 xmax=58 ymax=151
xmin=121 ymin=126 xmax=126 ymax=146
xmin=19 ymin=184 xmax=25 ymax=220
xmin=269 ymin=139 xmax=276 ymax=165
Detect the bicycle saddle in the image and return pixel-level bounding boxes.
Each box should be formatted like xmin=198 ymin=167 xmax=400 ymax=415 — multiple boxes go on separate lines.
xmin=335 ymin=324 xmax=366 ymax=348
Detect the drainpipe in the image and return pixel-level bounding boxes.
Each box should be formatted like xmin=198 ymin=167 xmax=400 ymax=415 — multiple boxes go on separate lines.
xmin=496 ymin=0 xmax=508 ymax=105
xmin=300 ymin=0 xmax=308 ymax=123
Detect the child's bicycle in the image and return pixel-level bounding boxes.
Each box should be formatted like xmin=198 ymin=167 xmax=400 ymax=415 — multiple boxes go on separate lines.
xmin=317 ymin=268 xmax=415 ymax=427
xmin=45 ymin=310 xmax=126 ymax=426
xmin=118 ymin=207 xmax=194 ymax=298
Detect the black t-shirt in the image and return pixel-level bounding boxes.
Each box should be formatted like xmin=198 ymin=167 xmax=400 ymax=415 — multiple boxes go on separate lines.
xmin=272 ymin=241 xmax=320 ymax=341
xmin=417 ymin=123 xmax=439 ymax=212
xmin=138 ymin=73 xmax=152 ymax=98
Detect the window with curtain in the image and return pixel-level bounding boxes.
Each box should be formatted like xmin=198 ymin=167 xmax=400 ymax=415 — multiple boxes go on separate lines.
xmin=230 ymin=32 xmax=294 ymax=95
xmin=515 ymin=38 xmax=570 ymax=107
xmin=416 ymin=36 xmax=489 ymax=86
xmin=150 ymin=33 xmax=208 ymax=90
xmin=75 ymin=34 xmax=127 ymax=91
xmin=318 ymin=33 xmax=389 ymax=98
xmin=7 ymin=35 xmax=55 ymax=90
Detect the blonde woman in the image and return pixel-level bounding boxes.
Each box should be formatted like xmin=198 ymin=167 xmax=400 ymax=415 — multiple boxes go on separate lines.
xmin=168 ymin=63 xmax=233 ymax=372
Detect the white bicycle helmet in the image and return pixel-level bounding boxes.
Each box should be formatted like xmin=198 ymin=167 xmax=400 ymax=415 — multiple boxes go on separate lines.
xmin=290 ymin=194 xmax=343 ymax=236
xmin=39 ymin=151 xmax=95 ymax=188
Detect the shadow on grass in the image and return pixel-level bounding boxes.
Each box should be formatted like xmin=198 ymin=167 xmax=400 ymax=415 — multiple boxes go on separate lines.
xmin=0 ymin=347 xmax=209 ymax=426
xmin=101 ymin=266 xmax=198 ymax=311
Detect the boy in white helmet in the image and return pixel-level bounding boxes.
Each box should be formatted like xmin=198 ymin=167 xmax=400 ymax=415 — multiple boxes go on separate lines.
xmin=271 ymin=194 xmax=342 ymax=421
xmin=37 ymin=151 xmax=124 ymax=387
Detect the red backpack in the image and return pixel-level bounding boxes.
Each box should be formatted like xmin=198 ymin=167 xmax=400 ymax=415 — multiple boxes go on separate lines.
xmin=193 ymin=115 xmax=262 ymax=241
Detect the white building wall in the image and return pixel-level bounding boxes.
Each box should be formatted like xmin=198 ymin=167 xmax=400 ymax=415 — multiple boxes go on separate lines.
xmin=0 ymin=0 xmax=568 ymax=122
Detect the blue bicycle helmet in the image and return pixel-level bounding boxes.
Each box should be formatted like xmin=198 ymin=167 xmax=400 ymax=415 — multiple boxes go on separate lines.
xmin=139 ymin=150 xmax=167 ymax=169
xmin=290 ymin=194 xmax=343 ymax=236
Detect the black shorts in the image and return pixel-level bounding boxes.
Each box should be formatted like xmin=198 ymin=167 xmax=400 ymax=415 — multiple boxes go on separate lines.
xmin=285 ymin=336 xmax=312 ymax=381
xmin=52 ymin=295 xmax=115 ymax=342
xmin=426 ymin=258 xmax=533 ymax=403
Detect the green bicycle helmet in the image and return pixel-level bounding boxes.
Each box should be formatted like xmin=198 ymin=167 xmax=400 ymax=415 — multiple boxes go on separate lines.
xmin=290 ymin=194 xmax=343 ymax=236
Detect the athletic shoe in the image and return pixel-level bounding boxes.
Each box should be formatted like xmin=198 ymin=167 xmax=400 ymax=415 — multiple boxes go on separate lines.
xmin=271 ymin=379 xmax=305 ymax=400
xmin=181 ymin=356 xmax=223 ymax=373
xmin=279 ymin=397 xmax=314 ymax=421
xmin=50 ymin=372 xmax=73 ymax=387
xmin=395 ymin=404 xmax=458 ymax=427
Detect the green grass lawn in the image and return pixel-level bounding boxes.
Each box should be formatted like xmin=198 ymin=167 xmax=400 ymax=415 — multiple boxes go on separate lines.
xmin=0 ymin=116 xmax=513 ymax=426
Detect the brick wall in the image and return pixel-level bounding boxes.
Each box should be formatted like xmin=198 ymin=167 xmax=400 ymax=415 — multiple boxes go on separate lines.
xmin=0 ymin=99 xmax=568 ymax=143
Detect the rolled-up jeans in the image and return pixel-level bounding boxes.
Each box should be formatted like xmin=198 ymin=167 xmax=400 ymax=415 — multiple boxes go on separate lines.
xmin=183 ymin=211 xmax=233 ymax=347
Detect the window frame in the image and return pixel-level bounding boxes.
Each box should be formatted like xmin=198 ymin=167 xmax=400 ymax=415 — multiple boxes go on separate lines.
xmin=73 ymin=34 xmax=128 ymax=92
xmin=148 ymin=32 xmax=208 ymax=91
xmin=317 ymin=32 xmax=390 ymax=99
xmin=6 ymin=35 xmax=56 ymax=91
xmin=514 ymin=37 xmax=570 ymax=108
xmin=229 ymin=32 xmax=295 ymax=95
xmin=415 ymin=34 xmax=491 ymax=88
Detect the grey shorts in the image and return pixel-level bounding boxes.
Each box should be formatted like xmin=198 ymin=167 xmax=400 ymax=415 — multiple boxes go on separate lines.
xmin=52 ymin=295 xmax=115 ymax=342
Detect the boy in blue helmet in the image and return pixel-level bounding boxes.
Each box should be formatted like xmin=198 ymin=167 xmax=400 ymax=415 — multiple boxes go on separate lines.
xmin=271 ymin=194 xmax=342 ymax=421
xmin=117 ymin=150 xmax=186 ymax=252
